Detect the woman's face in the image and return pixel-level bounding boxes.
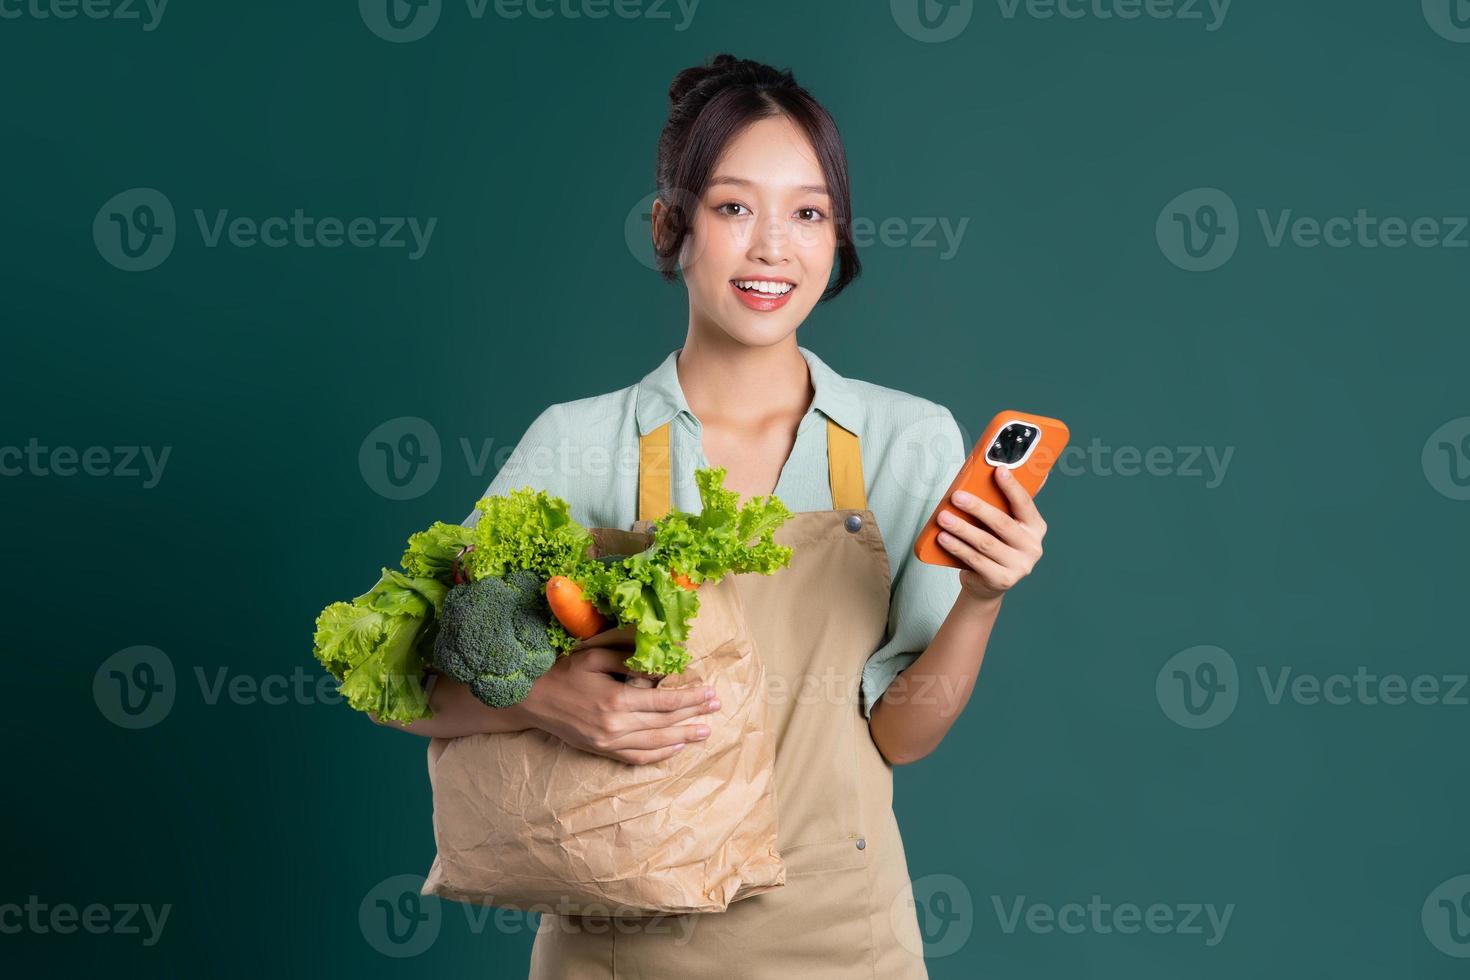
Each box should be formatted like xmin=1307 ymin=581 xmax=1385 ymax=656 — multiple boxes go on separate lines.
xmin=670 ymin=114 xmax=836 ymax=347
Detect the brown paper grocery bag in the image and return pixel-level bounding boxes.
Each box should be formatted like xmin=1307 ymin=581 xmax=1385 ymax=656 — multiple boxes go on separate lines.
xmin=421 ymin=526 xmax=786 ymax=915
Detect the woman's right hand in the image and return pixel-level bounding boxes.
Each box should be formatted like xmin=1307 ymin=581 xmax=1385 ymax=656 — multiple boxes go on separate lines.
xmin=519 ymin=647 xmax=720 ymax=765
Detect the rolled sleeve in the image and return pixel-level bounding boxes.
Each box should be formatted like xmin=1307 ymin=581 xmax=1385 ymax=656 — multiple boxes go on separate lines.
xmin=860 ymin=408 xmax=968 ymax=717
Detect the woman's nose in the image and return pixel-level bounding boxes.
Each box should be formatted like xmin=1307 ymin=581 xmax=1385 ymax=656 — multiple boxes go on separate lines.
xmin=746 ymin=214 xmax=789 ymax=263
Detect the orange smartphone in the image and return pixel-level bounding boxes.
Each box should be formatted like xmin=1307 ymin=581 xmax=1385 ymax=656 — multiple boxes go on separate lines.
xmin=913 ymin=411 xmax=1069 ymax=568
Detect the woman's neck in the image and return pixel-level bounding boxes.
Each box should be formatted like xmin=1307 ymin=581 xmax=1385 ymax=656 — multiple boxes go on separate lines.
xmin=675 ymin=329 xmax=814 ymax=428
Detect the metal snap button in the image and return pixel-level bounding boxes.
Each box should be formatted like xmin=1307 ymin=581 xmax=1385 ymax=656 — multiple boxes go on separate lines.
xmin=856 ymin=838 xmax=867 ymax=850
xmin=844 ymin=514 xmax=863 ymax=533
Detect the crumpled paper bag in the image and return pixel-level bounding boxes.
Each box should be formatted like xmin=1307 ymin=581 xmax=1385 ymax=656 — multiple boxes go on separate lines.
xmin=421 ymin=526 xmax=786 ymax=915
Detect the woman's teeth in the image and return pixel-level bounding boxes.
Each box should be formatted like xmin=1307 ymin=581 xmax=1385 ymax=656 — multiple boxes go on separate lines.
xmin=733 ymin=280 xmax=794 ymax=295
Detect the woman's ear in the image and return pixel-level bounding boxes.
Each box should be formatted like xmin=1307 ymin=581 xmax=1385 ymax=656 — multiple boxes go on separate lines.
xmin=651 ymin=190 xmax=703 ymax=278
xmin=650 ymin=196 xmax=671 ymax=256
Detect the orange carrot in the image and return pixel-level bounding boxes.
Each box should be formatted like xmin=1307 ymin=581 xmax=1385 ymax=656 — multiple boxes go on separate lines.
xmin=546 ymin=576 xmax=607 ymax=638
xmin=672 ymin=571 xmax=700 ymax=592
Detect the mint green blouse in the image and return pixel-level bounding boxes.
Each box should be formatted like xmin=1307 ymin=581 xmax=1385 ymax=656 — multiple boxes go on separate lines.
xmin=466 ymin=345 xmax=967 ymax=717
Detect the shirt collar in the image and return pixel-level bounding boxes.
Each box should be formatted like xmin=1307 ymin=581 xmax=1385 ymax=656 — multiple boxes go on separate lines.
xmin=635 ymin=344 xmax=863 ymax=436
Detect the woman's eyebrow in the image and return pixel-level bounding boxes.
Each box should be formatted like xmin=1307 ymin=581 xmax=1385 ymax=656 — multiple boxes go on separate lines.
xmin=708 ymin=175 xmax=830 ymax=196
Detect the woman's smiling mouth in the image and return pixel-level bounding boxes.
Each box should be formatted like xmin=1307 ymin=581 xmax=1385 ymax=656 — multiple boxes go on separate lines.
xmin=730 ymin=277 xmax=796 ymax=311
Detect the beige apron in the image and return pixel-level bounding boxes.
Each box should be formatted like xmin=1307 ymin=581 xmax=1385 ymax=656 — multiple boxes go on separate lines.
xmin=528 ymin=418 xmax=928 ymax=979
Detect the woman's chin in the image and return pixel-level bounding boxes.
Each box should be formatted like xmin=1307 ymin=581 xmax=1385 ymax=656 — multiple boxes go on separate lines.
xmin=714 ymin=313 xmax=802 ymax=348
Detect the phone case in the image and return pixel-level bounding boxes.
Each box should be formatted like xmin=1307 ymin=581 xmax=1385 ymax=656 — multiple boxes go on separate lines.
xmin=913 ymin=410 xmax=1069 ymax=568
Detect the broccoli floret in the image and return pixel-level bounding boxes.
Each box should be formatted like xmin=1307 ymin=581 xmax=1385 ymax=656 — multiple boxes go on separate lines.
xmin=431 ymin=568 xmax=558 ymax=708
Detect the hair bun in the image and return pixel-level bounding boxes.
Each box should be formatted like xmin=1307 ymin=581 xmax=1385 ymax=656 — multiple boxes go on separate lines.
xmin=667 ymin=53 xmax=746 ymax=106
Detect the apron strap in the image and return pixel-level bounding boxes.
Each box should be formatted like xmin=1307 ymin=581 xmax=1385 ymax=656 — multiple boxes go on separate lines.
xmin=826 ymin=418 xmax=868 ymax=511
xmin=637 ymin=417 xmax=866 ymax=524
xmin=637 ymin=420 xmax=673 ymax=526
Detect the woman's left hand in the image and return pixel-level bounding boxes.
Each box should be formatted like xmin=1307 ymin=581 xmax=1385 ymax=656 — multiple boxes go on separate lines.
xmin=935 ymin=466 xmax=1048 ymax=603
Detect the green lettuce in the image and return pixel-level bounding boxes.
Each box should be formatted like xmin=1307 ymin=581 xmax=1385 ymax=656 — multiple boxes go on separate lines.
xmin=312 ymin=568 xmax=445 ymax=722
xmin=399 ymin=522 xmax=475 ymax=580
xmin=576 ymin=467 xmax=795 ymax=675
xmin=462 ymin=487 xmax=595 ymax=583
xmin=312 ymin=467 xmax=795 ymax=718
xmin=648 ymin=467 xmax=795 ymax=583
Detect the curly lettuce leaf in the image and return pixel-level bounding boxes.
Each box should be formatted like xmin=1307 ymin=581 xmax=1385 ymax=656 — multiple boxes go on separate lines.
xmin=334 ymin=610 xmax=432 ymax=722
xmin=622 ymin=565 xmax=702 ymax=675
xmin=311 ymin=568 xmax=441 ymax=722
xmin=464 ymin=486 xmax=595 ymax=583
xmin=312 ymin=601 xmax=383 ymax=682
xmin=363 ymin=568 xmax=448 ymax=617
xmin=650 ymin=466 xmax=795 ymax=584
xmin=400 ymin=521 xmax=475 ymax=581
xmin=574 ymin=467 xmax=794 ymax=675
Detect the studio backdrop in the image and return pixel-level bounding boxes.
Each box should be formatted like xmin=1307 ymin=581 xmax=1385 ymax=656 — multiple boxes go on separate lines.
xmin=3 ymin=2 xmax=1468 ymax=978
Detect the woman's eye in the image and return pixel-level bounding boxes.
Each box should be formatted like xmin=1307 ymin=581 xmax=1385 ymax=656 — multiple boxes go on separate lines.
xmin=795 ymin=208 xmax=827 ymax=222
xmin=715 ymin=203 xmax=751 ymax=217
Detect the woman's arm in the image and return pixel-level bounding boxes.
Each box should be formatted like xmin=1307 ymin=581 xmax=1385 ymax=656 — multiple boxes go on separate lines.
xmin=869 ymin=466 xmax=1048 ymax=765
xmin=372 ymin=647 xmax=722 ymax=765
xmin=370 ymin=672 xmax=537 ymax=739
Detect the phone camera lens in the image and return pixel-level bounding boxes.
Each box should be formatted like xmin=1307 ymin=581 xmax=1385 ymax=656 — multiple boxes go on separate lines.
xmin=986 ymin=423 xmax=1036 ymax=466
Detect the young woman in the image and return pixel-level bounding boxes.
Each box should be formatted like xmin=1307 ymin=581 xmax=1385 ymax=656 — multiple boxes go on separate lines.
xmin=380 ymin=54 xmax=1050 ymax=979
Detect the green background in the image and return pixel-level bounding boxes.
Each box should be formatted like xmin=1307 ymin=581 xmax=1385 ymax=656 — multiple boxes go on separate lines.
xmin=4 ymin=1 xmax=1468 ymax=976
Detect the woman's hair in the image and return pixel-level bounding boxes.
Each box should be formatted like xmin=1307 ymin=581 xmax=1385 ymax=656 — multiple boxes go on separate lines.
xmin=654 ymin=53 xmax=861 ymax=301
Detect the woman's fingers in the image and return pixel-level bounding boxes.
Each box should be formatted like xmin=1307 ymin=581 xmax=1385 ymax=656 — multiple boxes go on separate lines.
xmin=951 ymin=494 xmax=1034 ymax=548
xmin=613 ymin=723 xmax=711 ymax=752
xmin=940 ymin=531 xmax=1028 ymax=596
xmin=612 ymin=744 xmax=691 ymax=766
xmin=631 ymin=698 xmax=721 ymax=731
xmin=936 ymin=526 xmax=1013 ymax=580
xmin=936 ymin=507 xmax=1022 ymax=567
xmin=993 ymin=466 xmax=1047 ymax=535
xmin=620 ymin=682 xmax=718 ymax=714
xmin=576 ymin=646 xmax=636 ymax=674
xmin=602 ymin=721 xmax=716 ymax=765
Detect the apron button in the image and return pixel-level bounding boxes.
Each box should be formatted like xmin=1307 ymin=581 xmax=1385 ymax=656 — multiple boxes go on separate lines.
xmin=856 ymin=838 xmax=867 ymax=850
xmin=844 ymin=514 xmax=863 ymax=533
